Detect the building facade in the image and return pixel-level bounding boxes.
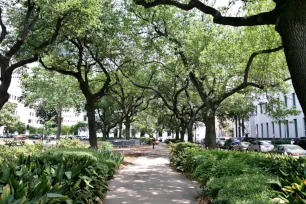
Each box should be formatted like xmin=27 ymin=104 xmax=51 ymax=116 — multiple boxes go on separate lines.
xmin=247 ymin=84 xmax=305 ymax=139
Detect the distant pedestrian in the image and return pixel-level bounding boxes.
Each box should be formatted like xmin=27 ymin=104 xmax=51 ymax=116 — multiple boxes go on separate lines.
xmin=291 ymin=139 xmax=294 ymax=145
xmin=152 ymin=138 xmax=156 ymax=150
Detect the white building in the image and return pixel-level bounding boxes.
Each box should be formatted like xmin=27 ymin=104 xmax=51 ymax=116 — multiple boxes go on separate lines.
xmin=247 ymin=83 xmax=305 ymax=139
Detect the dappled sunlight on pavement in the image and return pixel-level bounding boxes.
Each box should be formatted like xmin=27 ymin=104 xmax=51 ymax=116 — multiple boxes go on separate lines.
xmin=104 ymin=143 xmax=199 ymax=204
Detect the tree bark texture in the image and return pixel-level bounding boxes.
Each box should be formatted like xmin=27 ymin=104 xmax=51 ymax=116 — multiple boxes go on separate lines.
xmin=242 ymin=119 xmax=245 ymax=137
xmin=56 ymin=108 xmax=62 ymax=139
xmin=0 ymin=60 xmax=11 ymax=110
xmin=118 ymin=122 xmax=122 ymax=139
xmin=235 ymin=118 xmax=238 ymax=138
xmin=180 ymin=126 xmax=186 ymax=142
xmin=278 ymin=1 xmax=306 ymax=117
xmin=187 ymin=120 xmax=194 ymax=142
xmin=86 ymin=100 xmax=97 ymax=148
xmin=175 ymin=128 xmax=180 ymax=140
xmin=204 ymin=109 xmax=216 ymax=148
xmin=125 ymin=118 xmax=131 ymax=140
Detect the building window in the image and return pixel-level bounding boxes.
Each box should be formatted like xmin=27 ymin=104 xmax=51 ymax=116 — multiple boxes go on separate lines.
xmin=279 ymin=121 xmax=282 ymax=138
xmin=28 ymin=119 xmax=31 ymax=123
xmin=260 ymin=104 xmax=263 ymax=114
xmin=292 ymin=93 xmax=296 ymax=107
xmin=284 ymin=95 xmax=288 ymax=107
xmin=255 ymin=105 xmax=258 ymax=115
xmin=294 ymin=119 xmax=298 ymax=138
xmin=285 ymin=120 xmax=289 ymax=138
xmin=261 ymin=123 xmax=264 ymax=138
xmin=266 ymin=123 xmax=269 ymax=138
xmin=256 ymin=124 xmax=259 ymax=138
xmin=272 ymin=122 xmax=275 ymax=135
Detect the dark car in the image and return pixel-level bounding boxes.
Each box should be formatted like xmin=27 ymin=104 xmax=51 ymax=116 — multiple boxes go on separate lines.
xmin=224 ymin=138 xmax=240 ymax=150
xmin=217 ymin=140 xmax=226 ymax=149
xmin=34 ymin=134 xmax=42 ymax=139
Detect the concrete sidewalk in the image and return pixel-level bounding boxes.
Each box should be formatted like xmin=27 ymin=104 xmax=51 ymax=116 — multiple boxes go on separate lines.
xmin=104 ymin=143 xmax=199 ymax=204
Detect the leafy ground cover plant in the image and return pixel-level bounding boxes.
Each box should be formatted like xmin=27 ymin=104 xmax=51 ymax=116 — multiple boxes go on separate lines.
xmin=0 ymin=141 xmax=123 ymax=203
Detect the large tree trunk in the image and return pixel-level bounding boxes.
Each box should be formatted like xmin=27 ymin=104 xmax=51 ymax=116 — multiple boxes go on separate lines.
xmin=278 ymin=1 xmax=306 ymax=117
xmin=0 ymin=60 xmax=12 ymax=110
xmin=106 ymin=128 xmax=111 ymax=139
xmin=86 ymin=100 xmax=97 ymax=148
xmin=56 ymin=108 xmax=62 ymax=139
xmin=175 ymin=128 xmax=180 ymax=140
xmin=180 ymin=126 xmax=186 ymax=142
xmin=235 ymin=117 xmax=238 ymax=138
xmin=125 ymin=118 xmax=131 ymax=140
xmin=242 ymin=119 xmax=245 ymax=137
xmin=238 ymin=118 xmax=241 ymax=138
xmin=204 ymin=109 xmax=216 ymax=148
xmin=102 ymin=128 xmax=107 ymax=139
xmin=187 ymin=120 xmax=194 ymax=142
xmin=118 ymin=121 xmax=123 ymax=139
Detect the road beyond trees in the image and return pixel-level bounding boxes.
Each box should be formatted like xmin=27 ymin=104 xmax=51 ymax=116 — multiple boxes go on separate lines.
xmin=104 ymin=143 xmax=199 ymax=204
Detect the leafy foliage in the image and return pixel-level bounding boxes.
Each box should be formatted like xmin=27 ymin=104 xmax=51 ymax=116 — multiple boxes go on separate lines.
xmin=169 ymin=142 xmax=306 ymax=203
xmin=0 ymin=142 xmax=123 ymax=203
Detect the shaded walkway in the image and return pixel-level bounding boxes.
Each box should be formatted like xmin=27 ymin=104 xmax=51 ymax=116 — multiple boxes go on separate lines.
xmin=104 ymin=143 xmax=199 ymax=204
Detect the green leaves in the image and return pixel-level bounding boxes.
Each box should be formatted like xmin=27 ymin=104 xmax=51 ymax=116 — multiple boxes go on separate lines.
xmin=0 ymin=146 xmax=123 ymax=203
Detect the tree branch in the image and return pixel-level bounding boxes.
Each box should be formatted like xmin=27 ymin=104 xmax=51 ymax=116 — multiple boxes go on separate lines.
xmin=37 ymin=15 xmax=66 ymax=50
xmin=134 ymin=0 xmax=281 ymax=26
xmin=7 ymin=54 xmax=38 ymax=72
xmin=5 ymin=1 xmax=38 ymax=58
xmin=243 ymin=46 xmax=283 ymax=82
xmin=119 ymin=68 xmax=174 ymax=112
xmin=39 ymin=58 xmax=78 ymax=78
xmin=0 ymin=8 xmax=7 ymax=44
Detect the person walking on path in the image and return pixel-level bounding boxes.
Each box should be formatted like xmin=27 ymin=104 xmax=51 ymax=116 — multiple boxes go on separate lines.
xmin=152 ymin=138 xmax=156 ymax=150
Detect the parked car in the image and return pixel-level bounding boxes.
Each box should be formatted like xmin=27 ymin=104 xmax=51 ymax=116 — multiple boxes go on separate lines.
xmin=272 ymin=144 xmax=306 ymax=157
xmin=47 ymin=135 xmax=56 ymax=140
xmin=224 ymin=138 xmax=240 ymax=150
xmin=34 ymin=134 xmax=42 ymax=139
xmin=247 ymin=140 xmax=274 ymax=152
xmin=233 ymin=142 xmax=251 ymax=151
xmin=79 ymin=135 xmax=88 ymax=140
xmin=14 ymin=135 xmax=28 ymax=140
xmin=216 ymin=140 xmax=226 ymax=149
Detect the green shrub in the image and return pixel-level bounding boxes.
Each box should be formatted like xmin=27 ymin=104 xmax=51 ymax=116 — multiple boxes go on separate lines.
xmin=207 ymin=174 xmax=275 ymax=204
xmin=56 ymin=138 xmax=85 ymax=148
xmin=140 ymin=137 xmax=152 ymax=144
xmin=0 ymin=146 xmax=123 ymax=203
xmin=169 ymin=142 xmax=306 ymax=204
xmin=164 ymin=139 xmax=180 ymax=144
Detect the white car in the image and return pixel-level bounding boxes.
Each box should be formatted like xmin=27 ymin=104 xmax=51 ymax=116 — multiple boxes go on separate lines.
xmin=247 ymin=140 xmax=274 ymax=152
xmin=79 ymin=136 xmax=88 ymax=140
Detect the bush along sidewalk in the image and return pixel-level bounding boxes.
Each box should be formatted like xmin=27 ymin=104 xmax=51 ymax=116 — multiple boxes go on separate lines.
xmin=0 ymin=141 xmax=123 ymax=203
xmin=169 ymin=142 xmax=306 ymax=204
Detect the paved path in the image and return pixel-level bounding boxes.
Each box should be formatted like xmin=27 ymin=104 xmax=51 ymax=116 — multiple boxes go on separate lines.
xmin=104 ymin=143 xmax=199 ymax=204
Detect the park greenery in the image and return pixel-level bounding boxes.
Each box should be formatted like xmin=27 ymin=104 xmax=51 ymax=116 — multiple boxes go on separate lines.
xmin=170 ymin=142 xmax=306 ymax=204
xmin=0 ymin=0 xmax=302 ymax=149
xmin=0 ymin=139 xmax=123 ymax=203
xmin=1 ymin=0 xmax=306 ymax=202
